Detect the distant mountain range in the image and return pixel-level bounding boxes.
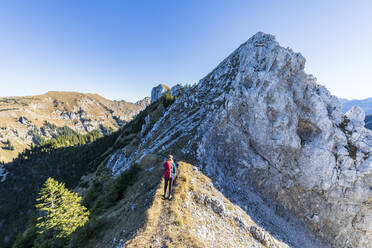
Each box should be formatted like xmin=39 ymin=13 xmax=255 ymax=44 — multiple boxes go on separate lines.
xmin=0 ymin=91 xmax=150 ymax=162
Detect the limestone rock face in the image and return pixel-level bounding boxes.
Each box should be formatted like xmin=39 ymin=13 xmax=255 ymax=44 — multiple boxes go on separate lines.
xmin=151 ymin=84 xmax=169 ymax=103
xmin=342 ymin=97 xmax=372 ymax=115
xmin=195 ymin=33 xmax=371 ymax=247
xmin=109 ymin=32 xmax=372 ymax=247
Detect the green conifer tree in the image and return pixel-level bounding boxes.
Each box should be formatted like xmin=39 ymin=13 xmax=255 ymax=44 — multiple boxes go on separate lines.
xmin=35 ymin=178 xmax=89 ymax=238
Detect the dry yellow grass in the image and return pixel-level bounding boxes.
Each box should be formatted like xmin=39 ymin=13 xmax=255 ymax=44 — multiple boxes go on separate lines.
xmin=122 ymin=162 xmax=206 ymax=248
xmin=95 ymin=160 xmax=284 ymax=248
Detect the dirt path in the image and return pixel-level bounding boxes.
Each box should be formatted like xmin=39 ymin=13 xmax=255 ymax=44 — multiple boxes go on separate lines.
xmin=150 ymin=187 xmax=172 ymax=247
xmin=124 ymin=177 xmax=175 ymax=248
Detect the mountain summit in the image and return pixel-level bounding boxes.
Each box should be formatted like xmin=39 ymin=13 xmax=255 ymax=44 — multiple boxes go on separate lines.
xmin=6 ymin=32 xmax=372 ymax=248
xmin=104 ymin=32 xmax=371 ymax=247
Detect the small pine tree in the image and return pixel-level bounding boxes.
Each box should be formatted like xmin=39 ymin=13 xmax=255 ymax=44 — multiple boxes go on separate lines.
xmin=35 ymin=178 xmax=90 ymax=238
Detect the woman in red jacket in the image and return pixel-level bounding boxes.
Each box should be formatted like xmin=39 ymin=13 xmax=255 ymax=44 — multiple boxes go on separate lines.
xmin=163 ymin=155 xmax=177 ymax=200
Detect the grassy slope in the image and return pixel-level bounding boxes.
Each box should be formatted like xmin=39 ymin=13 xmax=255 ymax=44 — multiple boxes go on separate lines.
xmin=0 ymin=143 xmax=24 ymax=163
xmin=105 ymin=162 xmax=288 ymax=248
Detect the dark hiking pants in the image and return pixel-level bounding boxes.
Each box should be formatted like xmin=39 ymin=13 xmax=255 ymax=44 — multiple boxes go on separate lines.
xmin=164 ymin=177 xmax=173 ymax=197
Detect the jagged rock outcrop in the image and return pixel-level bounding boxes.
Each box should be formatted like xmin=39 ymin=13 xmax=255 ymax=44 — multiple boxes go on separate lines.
xmin=151 ymin=84 xmax=170 ymax=103
xmin=108 ymin=32 xmax=372 ymax=247
xmin=342 ymin=99 xmax=372 ymax=130
xmin=151 ymin=84 xmax=183 ymax=103
xmin=342 ymin=97 xmax=372 ymax=115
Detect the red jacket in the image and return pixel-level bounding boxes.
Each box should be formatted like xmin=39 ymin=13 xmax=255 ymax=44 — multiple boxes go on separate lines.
xmin=163 ymin=160 xmax=172 ymax=179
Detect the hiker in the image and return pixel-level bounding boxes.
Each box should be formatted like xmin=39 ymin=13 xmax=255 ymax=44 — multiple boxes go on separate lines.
xmin=163 ymin=155 xmax=177 ymax=200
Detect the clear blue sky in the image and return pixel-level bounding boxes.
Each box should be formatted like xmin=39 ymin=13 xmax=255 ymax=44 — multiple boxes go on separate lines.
xmin=0 ymin=0 xmax=371 ymax=102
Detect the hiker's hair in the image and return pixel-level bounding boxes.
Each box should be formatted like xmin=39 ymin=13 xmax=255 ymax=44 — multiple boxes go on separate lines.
xmin=168 ymin=155 xmax=173 ymax=161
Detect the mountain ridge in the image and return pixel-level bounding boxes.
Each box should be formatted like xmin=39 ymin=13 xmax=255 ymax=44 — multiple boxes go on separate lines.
xmin=5 ymin=32 xmax=372 ymax=248
xmin=102 ymin=32 xmax=371 ymax=247
xmin=0 ymin=91 xmax=150 ymax=162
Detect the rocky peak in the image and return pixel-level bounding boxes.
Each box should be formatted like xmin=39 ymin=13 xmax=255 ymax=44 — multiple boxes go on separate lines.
xmin=151 ymin=84 xmax=183 ymax=103
xmin=151 ymin=84 xmax=170 ymax=103
xmin=107 ymin=32 xmax=371 ymax=247
xmin=346 ymin=106 xmax=365 ymax=126
xmin=8 ymin=32 xmax=371 ymax=248
xmin=193 ymin=32 xmax=371 ymax=247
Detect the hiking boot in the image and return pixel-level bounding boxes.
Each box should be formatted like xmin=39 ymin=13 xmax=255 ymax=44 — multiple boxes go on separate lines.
xmin=168 ymin=195 xmax=173 ymax=200
xmin=162 ymin=195 xmax=168 ymax=200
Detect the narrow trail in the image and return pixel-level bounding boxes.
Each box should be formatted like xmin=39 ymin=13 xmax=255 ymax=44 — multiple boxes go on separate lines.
xmin=122 ymin=157 xmax=180 ymax=248
xmin=123 ymin=162 xmax=329 ymax=248
xmin=149 ymin=172 xmax=181 ymax=248
xmin=150 ymin=181 xmax=172 ymax=247
xmin=123 ymin=178 xmax=172 ymax=248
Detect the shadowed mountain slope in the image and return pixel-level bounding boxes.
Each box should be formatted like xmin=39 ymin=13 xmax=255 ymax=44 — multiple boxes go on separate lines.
xmin=5 ymin=94 xmax=171 ymax=248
